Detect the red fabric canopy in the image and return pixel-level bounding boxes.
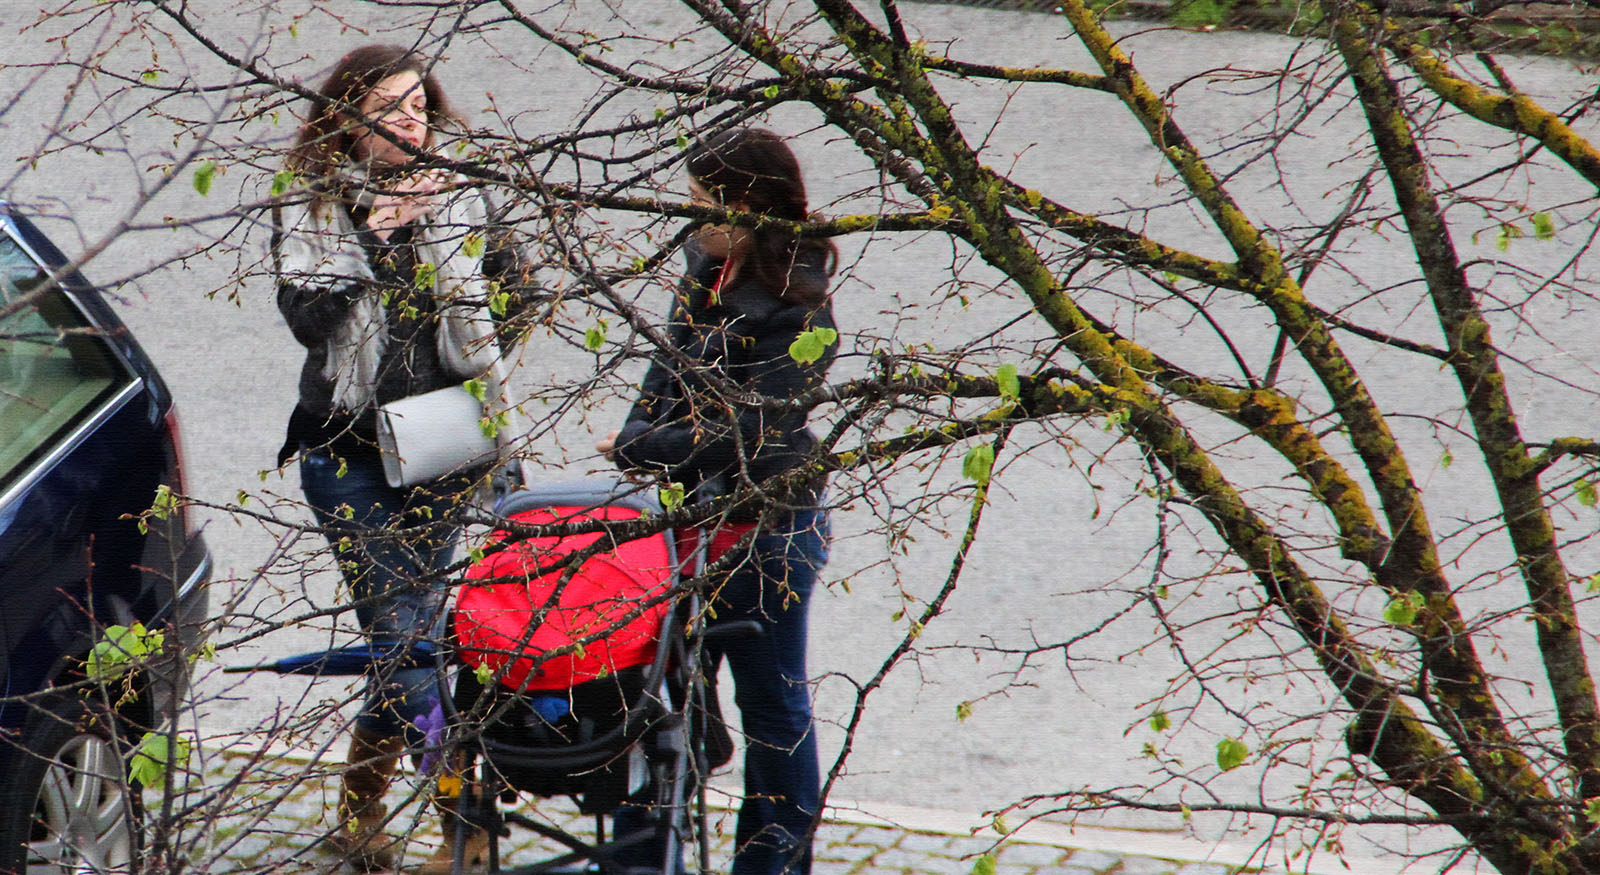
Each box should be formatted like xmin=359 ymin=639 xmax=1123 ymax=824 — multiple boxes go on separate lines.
xmin=456 ymin=504 xmax=676 ymax=692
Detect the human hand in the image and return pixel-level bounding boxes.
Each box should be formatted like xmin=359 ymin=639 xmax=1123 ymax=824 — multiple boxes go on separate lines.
xmin=366 ymin=168 xmax=449 ymax=239
xmin=595 ymin=429 xmax=619 ymax=461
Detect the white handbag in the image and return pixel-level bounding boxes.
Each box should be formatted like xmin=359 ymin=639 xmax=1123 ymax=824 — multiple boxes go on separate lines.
xmin=374 ymin=384 xmax=499 ymax=488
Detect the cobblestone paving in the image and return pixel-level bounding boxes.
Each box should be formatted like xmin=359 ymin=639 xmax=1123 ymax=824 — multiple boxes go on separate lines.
xmin=185 ymin=749 xmax=1270 ymax=875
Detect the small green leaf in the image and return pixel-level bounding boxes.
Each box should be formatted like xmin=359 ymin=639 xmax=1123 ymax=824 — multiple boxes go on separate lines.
xmin=1495 ymin=222 xmax=1522 ymax=251
xmin=479 ymin=410 xmax=510 ymax=439
xmin=288 ymin=19 xmax=299 ymax=37
xmin=87 ymin=626 xmax=135 ymax=681
xmin=956 ymin=701 xmax=973 ymax=722
xmin=129 ymin=733 xmax=192 ymax=788
xmin=996 ymin=363 xmax=1020 ymax=400
xmin=474 ymin=662 xmax=495 ymax=686
xmin=150 ymin=483 xmax=177 ymax=521
xmin=413 ymin=261 xmax=438 ymax=291
xmin=141 ymin=69 xmax=158 ymax=84
xmin=336 ymin=456 xmax=349 ymax=479
xmin=789 ymin=336 xmax=823 ymax=363
xmin=1585 ymin=574 xmax=1600 ymax=594
xmin=1216 ymin=737 xmax=1249 ymax=772
xmin=969 ymin=855 xmax=997 ymax=875
xmin=129 ymin=744 xmax=162 ymax=789
xmin=270 ymin=169 xmax=294 ymax=197
xmin=761 ymin=84 xmax=780 ymax=99
xmin=463 ymin=378 xmax=488 ymax=403
xmin=87 ymin=623 xmax=164 ymax=683
xmin=659 ymin=481 xmax=686 ymax=511
xmin=1384 ymin=591 xmax=1425 ymax=626
xmin=788 ymin=327 xmax=837 ymax=364
xmin=991 ymin=815 xmax=1010 ymax=835
xmin=1578 ymin=478 xmax=1597 ymax=507
xmin=1150 ymin=710 xmax=1171 ymax=733
xmin=489 ymin=290 xmax=510 ymax=316
xmin=654 ymin=107 xmax=666 ymax=121
xmin=1586 ymin=797 xmax=1600 ymax=825
xmin=585 ymin=322 xmax=608 ymax=352
xmin=192 ymin=160 xmax=216 ymax=196
xmin=1440 ymin=449 xmax=1452 ymax=468
xmin=463 ymin=233 xmax=485 ymax=259
xmin=962 ymin=444 xmax=995 ymax=485
xmin=1532 ymin=211 xmax=1555 ymax=240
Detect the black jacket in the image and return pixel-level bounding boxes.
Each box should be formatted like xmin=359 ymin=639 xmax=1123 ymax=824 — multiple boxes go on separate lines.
xmin=273 ymin=186 xmax=534 ymax=465
xmin=613 ymin=238 xmax=834 ymax=516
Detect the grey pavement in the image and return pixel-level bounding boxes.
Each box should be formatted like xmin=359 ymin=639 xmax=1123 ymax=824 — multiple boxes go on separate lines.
xmin=183 ymin=746 xmax=1399 ymax=875
xmin=4 ymin=3 xmax=1547 ymax=871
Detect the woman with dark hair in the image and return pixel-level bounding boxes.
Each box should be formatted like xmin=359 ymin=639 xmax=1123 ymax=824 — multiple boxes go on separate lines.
xmin=271 ymin=44 xmax=522 ymax=873
xmin=598 ymin=127 xmax=837 ymax=875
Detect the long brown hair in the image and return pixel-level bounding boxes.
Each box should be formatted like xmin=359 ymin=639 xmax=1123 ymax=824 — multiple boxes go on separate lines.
xmin=685 ymin=127 xmax=836 ymax=306
xmin=285 ymin=44 xmax=459 ymax=181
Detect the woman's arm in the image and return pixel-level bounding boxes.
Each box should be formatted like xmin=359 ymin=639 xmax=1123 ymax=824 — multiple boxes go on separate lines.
xmin=272 ymin=199 xmax=374 ymax=346
xmin=276 ymin=279 xmax=364 ymax=346
xmin=613 ymin=310 xmax=832 ymax=480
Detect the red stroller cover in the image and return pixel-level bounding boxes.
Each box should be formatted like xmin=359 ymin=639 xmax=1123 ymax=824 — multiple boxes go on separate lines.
xmin=456 ymin=502 xmax=675 ymax=692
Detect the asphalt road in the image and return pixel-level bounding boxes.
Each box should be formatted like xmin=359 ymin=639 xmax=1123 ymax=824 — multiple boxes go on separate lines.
xmin=5 ymin=2 xmax=1599 ymax=870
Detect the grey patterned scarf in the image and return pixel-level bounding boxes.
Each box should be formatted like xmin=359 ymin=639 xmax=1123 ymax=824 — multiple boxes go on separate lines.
xmin=272 ymin=163 xmax=501 ymax=410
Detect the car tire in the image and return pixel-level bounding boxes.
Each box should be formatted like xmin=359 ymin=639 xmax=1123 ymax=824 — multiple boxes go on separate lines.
xmin=0 ymin=692 xmax=141 ymax=875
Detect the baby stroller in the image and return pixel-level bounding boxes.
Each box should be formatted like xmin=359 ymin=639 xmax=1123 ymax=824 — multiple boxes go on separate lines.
xmin=440 ymin=477 xmax=739 ymax=875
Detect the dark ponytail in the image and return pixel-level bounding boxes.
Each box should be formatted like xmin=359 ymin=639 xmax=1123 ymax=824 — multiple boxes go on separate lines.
xmin=685 ymin=128 xmax=836 ymax=306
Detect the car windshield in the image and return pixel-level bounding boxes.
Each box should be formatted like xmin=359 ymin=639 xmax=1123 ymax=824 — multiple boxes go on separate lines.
xmin=0 ymin=232 xmax=124 ymax=490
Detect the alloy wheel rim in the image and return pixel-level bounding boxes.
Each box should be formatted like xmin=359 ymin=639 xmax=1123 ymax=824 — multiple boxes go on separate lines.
xmin=30 ymin=733 xmax=133 ymax=874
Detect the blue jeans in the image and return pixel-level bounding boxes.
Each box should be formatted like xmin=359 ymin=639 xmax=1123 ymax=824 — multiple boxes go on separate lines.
xmin=300 ymin=448 xmax=463 ymax=741
xmin=713 ymin=506 xmax=828 ymax=875
xmin=614 ymin=506 xmax=830 ymax=875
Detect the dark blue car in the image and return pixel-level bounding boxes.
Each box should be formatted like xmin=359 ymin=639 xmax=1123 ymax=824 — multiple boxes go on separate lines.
xmin=0 ymin=202 xmax=211 ymax=874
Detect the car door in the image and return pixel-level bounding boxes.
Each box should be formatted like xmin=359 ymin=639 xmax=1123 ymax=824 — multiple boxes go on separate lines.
xmin=0 ymin=222 xmax=151 ymax=718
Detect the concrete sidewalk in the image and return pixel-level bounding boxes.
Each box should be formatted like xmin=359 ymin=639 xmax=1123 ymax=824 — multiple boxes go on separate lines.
xmin=183 ymin=746 xmax=1412 ymax=875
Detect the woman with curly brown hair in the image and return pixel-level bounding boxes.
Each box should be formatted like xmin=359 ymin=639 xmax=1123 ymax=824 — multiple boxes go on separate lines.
xmin=272 ymin=44 xmax=522 ymax=872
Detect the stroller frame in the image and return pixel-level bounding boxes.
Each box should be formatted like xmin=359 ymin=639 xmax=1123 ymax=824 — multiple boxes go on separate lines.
xmin=438 ymin=478 xmax=733 ymax=875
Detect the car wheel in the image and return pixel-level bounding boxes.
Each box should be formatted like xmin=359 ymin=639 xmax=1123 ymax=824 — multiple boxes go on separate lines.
xmin=0 ymin=693 xmax=140 ymax=875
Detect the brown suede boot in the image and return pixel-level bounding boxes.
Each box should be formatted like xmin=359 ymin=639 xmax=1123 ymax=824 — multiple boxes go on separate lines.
xmin=326 ymin=726 xmax=406 ymax=872
xmin=410 ymin=788 xmax=490 ymax=874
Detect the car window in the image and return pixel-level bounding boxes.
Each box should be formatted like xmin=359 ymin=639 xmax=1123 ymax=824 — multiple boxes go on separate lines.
xmin=0 ymin=233 xmax=128 ymax=489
